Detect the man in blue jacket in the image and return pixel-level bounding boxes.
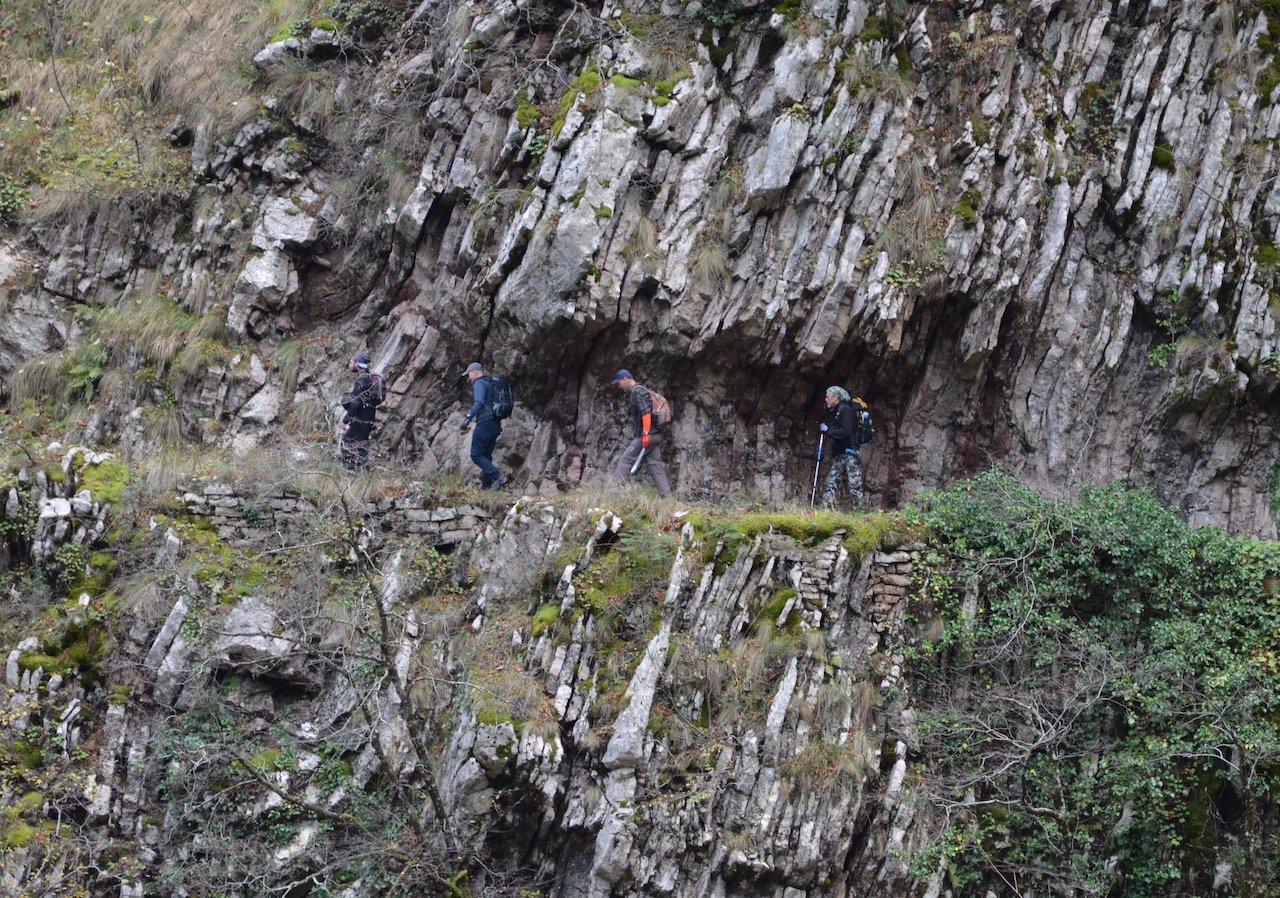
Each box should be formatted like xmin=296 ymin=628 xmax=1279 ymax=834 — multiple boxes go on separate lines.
xmin=460 ymin=362 xmax=508 ymax=490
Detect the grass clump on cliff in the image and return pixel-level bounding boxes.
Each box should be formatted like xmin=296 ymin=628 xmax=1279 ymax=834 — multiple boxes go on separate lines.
xmin=8 ymin=293 xmax=233 ymax=444
xmin=0 ymin=0 xmax=320 ymax=209
xmin=690 ymin=506 xmax=909 ymax=560
xmin=907 ymin=468 xmax=1280 ymax=897
xmin=81 ymin=293 xmax=233 ymax=384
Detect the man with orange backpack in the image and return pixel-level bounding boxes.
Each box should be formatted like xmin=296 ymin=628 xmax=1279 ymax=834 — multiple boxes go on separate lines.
xmin=610 ymin=369 xmax=671 ymax=497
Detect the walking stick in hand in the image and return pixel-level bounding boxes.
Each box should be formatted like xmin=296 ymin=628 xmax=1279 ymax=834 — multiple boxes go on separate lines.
xmin=810 ymin=432 xmax=824 ymax=506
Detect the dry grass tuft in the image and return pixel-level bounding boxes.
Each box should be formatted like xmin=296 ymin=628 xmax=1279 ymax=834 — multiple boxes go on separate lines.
xmin=263 ymin=58 xmax=343 ymax=131
xmin=142 ymin=402 xmax=188 ymax=447
xmin=622 ymin=218 xmax=659 ymax=268
xmin=8 ymin=354 xmax=68 ymax=405
xmin=114 ymin=571 xmax=172 ymax=626
xmin=284 ymin=397 xmax=332 ymax=438
xmin=690 ymin=241 xmax=730 ymax=295
xmin=131 ymin=447 xmax=202 ymax=505
xmin=0 ymin=0 xmax=310 ymax=206
xmin=89 ymin=294 xmax=198 ymax=368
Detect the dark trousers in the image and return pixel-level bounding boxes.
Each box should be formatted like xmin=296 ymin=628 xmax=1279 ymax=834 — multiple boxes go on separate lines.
xmin=342 ymin=420 xmax=373 ymax=470
xmin=470 ymin=418 xmax=502 ymax=486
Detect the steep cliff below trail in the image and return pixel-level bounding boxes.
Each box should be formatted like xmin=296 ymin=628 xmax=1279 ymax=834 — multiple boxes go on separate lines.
xmin=1 ymin=461 xmax=1278 ymax=898
xmin=3 ymin=0 xmax=1280 ymax=534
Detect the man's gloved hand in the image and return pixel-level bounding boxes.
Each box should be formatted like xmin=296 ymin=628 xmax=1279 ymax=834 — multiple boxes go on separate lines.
xmin=641 ymin=432 xmax=650 ymax=449
xmin=460 ymin=418 xmax=471 ymax=433
xmin=819 ymin=423 xmax=829 ymax=433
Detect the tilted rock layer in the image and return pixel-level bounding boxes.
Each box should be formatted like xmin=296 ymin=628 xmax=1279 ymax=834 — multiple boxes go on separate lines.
xmin=0 ymin=474 xmax=928 ymax=898
xmin=5 ymin=0 xmax=1280 ymax=534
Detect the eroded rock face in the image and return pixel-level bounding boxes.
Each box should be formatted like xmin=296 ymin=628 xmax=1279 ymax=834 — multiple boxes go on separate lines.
xmin=0 ymin=242 xmax=68 ymax=374
xmin=372 ymin=0 xmax=1280 ymax=534
xmin=15 ymin=489 xmax=928 ymax=898
xmin=7 ymin=0 xmax=1280 ymax=535
xmin=212 ymin=596 xmax=324 ymax=687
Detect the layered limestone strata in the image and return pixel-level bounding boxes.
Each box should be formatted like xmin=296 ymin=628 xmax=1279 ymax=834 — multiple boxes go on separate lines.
xmin=3 ymin=0 xmax=1280 ymax=534
xmin=0 ymin=473 xmax=929 ymax=897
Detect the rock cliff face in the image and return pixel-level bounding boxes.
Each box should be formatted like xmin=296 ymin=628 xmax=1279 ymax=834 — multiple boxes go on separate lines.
xmin=7 ymin=5 xmax=1280 ymax=893
xmin=0 ymin=462 xmax=934 ymax=898
xmin=4 ymin=0 xmax=1280 ymax=534
xmin=4 ymin=465 xmax=1277 ymax=898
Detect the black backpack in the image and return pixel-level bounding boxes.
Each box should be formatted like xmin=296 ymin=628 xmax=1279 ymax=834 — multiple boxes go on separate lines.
xmin=849 ymin=396 xmax=873 ymax=445
xmin=486 ymin=374 xmax=515 ymax=420
xmin=365 ymin=373 xmax=387 ymax=409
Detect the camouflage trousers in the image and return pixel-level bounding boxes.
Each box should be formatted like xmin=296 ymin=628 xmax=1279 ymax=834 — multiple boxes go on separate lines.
xmin=821 ymin=450 xmax=864 ymax=509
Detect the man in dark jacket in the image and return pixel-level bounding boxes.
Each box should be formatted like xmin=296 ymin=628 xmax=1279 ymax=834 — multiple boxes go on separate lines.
xmin=611 ymin=369 xmax=671 ymax=497
xmin=460 ymin=362 xmax=508 ymax=490
xmin=819 ymin=386 xmax=866 ymax=509
xmin=341 ymin=352 xmax=377 ymax=470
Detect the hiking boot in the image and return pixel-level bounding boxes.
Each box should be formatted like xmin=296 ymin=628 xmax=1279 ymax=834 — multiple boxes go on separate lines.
xmin=492 ymin=474 xmax=510 ymax=490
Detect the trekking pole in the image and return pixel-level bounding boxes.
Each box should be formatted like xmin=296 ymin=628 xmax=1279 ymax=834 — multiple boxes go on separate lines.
xmin=630 ymin=447 xmax=647 ymax=475
xmin=809 ymin=432 xmax=824 ymax=506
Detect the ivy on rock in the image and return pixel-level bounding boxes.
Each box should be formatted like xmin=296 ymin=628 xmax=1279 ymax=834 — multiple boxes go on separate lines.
xmin=908 ymin=469 xmax=1280 ymax=897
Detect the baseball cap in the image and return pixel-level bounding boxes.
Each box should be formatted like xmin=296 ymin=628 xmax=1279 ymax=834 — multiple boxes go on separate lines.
xmin=611 ymin=368 xmax=633 ymax=384
xmin=461 ymin=362 xmax=484 ymax=378
xmin=353 ymin=352 xmax=370 ymax=369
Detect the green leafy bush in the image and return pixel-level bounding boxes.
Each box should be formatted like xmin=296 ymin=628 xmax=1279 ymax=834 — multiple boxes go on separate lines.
xmin=328 ymin=0 xmax=402 ymax=38
xmin=0 ymin=172 xmax=28 ymax=221
xmin=691 ymin=0 xmax=739 ymax=27
xmin=908 ymin=470 xmax=1280 ymax=897
xmin=65 ymin=345 xmax=108 ymax=401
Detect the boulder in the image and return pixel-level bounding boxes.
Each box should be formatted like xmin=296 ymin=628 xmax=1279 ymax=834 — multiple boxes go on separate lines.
xmin=252 ymin=198 xmax=320 ymax=251
xmin=212 ymin=596 xmax=321 ymax=687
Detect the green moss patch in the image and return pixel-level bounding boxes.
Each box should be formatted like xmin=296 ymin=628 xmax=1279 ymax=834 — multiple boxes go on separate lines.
xmin=841 ymin=512 xmax=905 ymax=556
xmin=1151 ymin=133 xmax=1176 ymax=171
xmin=531 ymin=603 xmax=560 ymax=637
xmin=16 ymin=653 xmax=70 ymax=675
xmin=78 ymin=457 xmax=128 ymax=507
xmin=2 ymin=821 xmax=37 ymax=848
xmin=552 ymin=65 xmax=603 ymax=138
xmin=607 ymin=74 xmax=645 ymax=90
xmin=653 ymin=70 xmax=692 ymax=98
xmin=515 ymin=92 xmax=541 ymax=130
xmin=953 ymin=188 xmax=982 ymax=227
xmin=756 ymin=587 xmax=798 ymax=631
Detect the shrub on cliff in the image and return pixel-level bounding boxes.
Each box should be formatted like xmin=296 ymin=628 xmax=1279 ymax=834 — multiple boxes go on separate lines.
xmin=0 ymin=171 xmax=28 ymax=220
xmin=908 ymin=469 xmax=1280 ymax=897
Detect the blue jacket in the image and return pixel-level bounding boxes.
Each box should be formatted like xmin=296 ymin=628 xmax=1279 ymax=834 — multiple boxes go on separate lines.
xmin=467 ymin=376 xmax=496 ymax=423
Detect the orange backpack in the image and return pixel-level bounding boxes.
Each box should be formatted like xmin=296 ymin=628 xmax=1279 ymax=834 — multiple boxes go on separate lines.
xmin=643 ymin=387 xmax=673 ymax=426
